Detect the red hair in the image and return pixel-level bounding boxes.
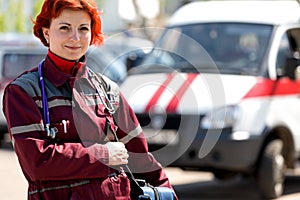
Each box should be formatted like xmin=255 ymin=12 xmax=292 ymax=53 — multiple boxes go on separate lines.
xmin=33 ymin=0 xmax=104 ymax=47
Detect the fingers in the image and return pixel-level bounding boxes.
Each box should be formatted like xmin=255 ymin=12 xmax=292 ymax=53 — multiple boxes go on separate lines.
xmin=105 ymin=142 xmax=129 ymax=166
xmin=116 ymin=150 xmax=129 ymax=164
xmin=111 ymin=149 xmax=129 ymax=165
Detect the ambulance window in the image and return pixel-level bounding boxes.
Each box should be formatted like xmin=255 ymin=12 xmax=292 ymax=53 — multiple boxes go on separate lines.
xmin=287 ymin=28 xmax=300 ymax=53
xmin=276 ymin=34 xmax=292 ymax=75
xmin=276 ymin=29 xmax=300 ymax=76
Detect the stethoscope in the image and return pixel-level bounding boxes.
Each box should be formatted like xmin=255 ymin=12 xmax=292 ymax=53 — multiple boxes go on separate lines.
xmin=38 ymin=60 xmax=140 ymax=187
xmin=38 ymin=60 xmax=115 ymax=139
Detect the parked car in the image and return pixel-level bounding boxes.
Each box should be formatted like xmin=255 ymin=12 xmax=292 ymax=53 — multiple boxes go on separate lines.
xmin=86 ymin=45 xmax=127 ymax=84
xmin=120 ymin=1 xmax=300 ymax=199
xmin=0 ymin=43 xmax=47 ymax=138
xmin=86 ymin=33 xmax=153 ymax=84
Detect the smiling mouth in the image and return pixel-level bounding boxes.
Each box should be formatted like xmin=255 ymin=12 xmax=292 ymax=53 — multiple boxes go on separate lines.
xmin=66 ymin=46 xmax=81 ymax=50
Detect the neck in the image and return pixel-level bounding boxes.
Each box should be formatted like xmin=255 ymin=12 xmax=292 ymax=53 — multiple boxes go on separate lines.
xmin=47 ymin=50 xmax=84 ymax=74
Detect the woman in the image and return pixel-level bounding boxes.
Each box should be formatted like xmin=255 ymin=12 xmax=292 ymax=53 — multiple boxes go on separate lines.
xmin=3 ymin=0 xmax=177 ymax=199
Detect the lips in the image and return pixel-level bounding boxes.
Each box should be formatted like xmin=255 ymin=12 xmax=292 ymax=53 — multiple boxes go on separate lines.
xmin=65 ymin=45 xmax=81 ymax=50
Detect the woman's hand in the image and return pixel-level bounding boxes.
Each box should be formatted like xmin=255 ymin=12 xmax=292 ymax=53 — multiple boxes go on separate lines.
xmin=105 ymin=142 xmax=129 ymax=166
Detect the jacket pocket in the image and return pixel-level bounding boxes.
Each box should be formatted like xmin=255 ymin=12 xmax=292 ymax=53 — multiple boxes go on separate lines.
xmin=109 ymin=171 xmax=131 ymax=200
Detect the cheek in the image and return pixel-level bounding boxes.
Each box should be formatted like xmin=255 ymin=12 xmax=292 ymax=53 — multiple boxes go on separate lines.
xmin=50 ymin=33 xmax=65 ymax=45
xmin=85 ymin=33 xmax=92 ymax=44
xmin=83 ymin=34 xmax=92 ymax=47
xmin=51 ymin=37 xmax=63 ymax=49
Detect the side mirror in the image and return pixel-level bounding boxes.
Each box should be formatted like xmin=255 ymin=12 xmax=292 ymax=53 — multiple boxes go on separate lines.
xmin=126 ymin=48 xmax=151 ymax=72
xmin=126 ymin=52 xmax=141 ymax=72
xmin=284 ymin=54 xmax=300 ymax=80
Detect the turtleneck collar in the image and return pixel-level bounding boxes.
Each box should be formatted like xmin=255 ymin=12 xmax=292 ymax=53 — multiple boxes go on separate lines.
xmin=47 ymin=50 xmax=86 ymax=75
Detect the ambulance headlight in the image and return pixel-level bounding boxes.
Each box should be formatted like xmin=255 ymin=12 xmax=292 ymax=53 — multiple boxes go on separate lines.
xmin=201 ymin=105 xmax=240 ymax=129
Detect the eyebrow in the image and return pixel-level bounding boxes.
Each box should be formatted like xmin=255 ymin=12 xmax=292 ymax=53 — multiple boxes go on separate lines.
xmin=59 ymin=22 xmax=71 ymax=26
xmin=58 ymin=22 xmax=90 ymax=26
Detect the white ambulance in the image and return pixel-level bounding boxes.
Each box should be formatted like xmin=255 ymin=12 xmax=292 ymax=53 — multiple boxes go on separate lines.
xmin=120 ymin=1 xmax=300 ymax=199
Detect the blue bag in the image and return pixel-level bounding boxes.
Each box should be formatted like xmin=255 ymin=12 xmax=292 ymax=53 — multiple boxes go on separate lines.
xmin=138 ymin=179 xmax=175 ymax=200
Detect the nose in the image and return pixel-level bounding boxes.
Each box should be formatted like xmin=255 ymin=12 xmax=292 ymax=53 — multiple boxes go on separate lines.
xmin=70 ymin=29 xmax=80 ymax=41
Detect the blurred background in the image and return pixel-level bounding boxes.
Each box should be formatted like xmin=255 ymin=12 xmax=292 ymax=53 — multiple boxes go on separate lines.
xmin=2 ymin=1 xmax=300 ymax=200
xmin=0 ymin=0 xmax=196 ymax=35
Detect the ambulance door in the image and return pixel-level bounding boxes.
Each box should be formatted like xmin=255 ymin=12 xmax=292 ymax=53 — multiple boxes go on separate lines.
xmin=275 ymin=28 xmax=300 ymax=152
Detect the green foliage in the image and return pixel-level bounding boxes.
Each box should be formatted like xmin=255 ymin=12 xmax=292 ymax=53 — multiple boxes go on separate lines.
xmin=0 ymin=0 xmax=44 ymax=33
xmin=32 ymin=0 xmax=44 ymax=21
xmin=5 ymin=1 xmax=17 ymax=32
xmin=15 ymin=1 xmax=26 ymax=32
xmin=0 ymin=0 xmax=24 ymax=33
xmin=0 ymin=14 xmax=4 ymax=32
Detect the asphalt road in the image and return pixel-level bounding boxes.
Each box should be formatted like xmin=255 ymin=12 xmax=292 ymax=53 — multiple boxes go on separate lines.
xmin=2 ymin=139 xmax=300 ymax=200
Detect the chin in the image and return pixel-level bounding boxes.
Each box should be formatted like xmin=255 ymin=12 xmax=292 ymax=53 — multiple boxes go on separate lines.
xmin=66 ymin=54 xmax=84 ymax=61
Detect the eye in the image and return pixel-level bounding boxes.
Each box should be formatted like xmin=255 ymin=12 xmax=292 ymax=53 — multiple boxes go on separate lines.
xmin=80 ymin=26 xmax=90 ymax=31
xmin=60 ymin=26 xmax=69 ymax=31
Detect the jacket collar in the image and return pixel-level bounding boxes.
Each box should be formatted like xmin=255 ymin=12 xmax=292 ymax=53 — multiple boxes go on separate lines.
xmin=43 ymin=51 xmax=87 ymax=87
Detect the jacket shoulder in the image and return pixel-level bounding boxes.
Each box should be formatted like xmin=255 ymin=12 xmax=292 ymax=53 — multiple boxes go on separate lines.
xmin=101 ymin=74 xmax=119 ymax=93
xmin=10 ymin=69 xmax=40 ymax=97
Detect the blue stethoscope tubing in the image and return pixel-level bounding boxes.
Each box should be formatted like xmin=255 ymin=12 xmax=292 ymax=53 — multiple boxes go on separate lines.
xmin=38 ymin=60 xmax=56 ymax=138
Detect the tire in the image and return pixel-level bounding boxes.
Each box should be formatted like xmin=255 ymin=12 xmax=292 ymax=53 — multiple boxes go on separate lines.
xmin=0 ymin=133 xmax=4 ymax=148
xmin=256 ymin=139 xmax=286 ymax=199
xmin=213 ymin=170 xmax=237 ymax=181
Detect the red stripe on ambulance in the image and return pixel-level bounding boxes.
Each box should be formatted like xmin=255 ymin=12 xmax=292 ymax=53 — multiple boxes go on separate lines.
xmin=166 ymin=73 xmax=198 ymax=112
xmin=144 ymin=73 xmax=175 ymax=112
xmin=243 ymin=77 xmax=300 ymax=99
xmin=145 ymin=73 xmax=198 ymax=113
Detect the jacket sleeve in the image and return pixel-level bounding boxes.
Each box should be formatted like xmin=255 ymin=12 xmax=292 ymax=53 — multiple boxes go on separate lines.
xmin=3 ymin=84 xmax=111 ymax=182
xmin=114 ymin=93 xmax=178 ymax=199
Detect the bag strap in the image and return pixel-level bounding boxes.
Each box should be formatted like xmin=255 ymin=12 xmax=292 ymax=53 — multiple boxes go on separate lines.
xmin=88 ymin=69 xmax=145 ymax=198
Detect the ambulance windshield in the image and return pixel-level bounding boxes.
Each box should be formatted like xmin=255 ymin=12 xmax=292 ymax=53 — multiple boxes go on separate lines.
xmin=141 ymin=23 xmax=273 ymax=75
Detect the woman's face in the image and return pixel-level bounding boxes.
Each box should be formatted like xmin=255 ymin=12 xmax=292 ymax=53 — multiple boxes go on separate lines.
xmin=42 ymin=9 xmax=92 ymax=61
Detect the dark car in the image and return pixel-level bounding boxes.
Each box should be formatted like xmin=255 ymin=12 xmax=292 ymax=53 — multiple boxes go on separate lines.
xmin=0 ymin=44 xmax=47 ymax=137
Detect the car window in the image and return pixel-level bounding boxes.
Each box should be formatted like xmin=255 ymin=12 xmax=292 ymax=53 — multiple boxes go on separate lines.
xmin=142 ymin=23 xmax=273 ymax=75
xmin=3 ymin=53 xmax=45 ymax=78
xmin=276 ymin=28 xmax=300 ymax=77
xmin=287 ymin=28 xmax=300 ymax=52
xmin=276 ymin=34 xmax=293 ymax=76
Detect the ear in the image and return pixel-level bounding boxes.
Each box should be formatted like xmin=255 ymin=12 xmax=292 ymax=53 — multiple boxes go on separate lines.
xmin=42 ymin=27 xmax=50 ymax=41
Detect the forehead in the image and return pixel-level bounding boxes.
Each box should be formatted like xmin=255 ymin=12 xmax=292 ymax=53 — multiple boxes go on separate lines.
xmin=53 ymin=8 xmax=91 ymax=24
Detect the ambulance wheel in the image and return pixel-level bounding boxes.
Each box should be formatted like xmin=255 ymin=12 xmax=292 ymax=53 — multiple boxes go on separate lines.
xmin=213 ymin=170 xmax=237 ymax=181
xmin=256 ymin=139 xmax=286 ymax=199
xmin=0 ymin=133 xmax=4 ymax=147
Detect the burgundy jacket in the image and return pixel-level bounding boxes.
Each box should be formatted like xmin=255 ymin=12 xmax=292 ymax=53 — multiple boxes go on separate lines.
xmin=3 ymin=52 xmax=177 ymax=200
